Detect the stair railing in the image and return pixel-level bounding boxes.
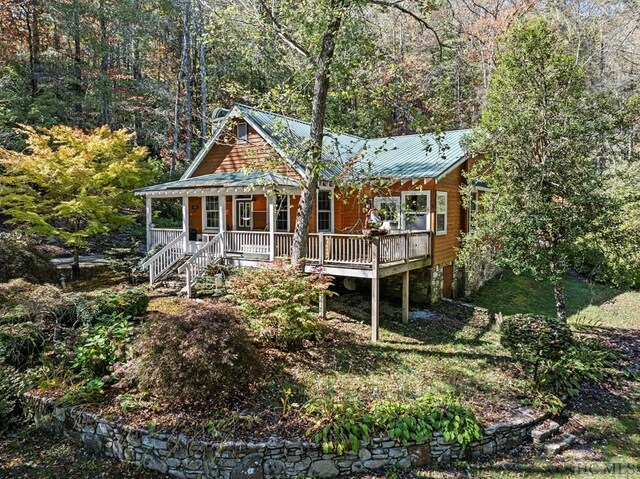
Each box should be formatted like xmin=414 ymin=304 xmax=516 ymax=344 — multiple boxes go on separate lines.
xmin=142 ymin=231 xmax=187 ymax=285
xmin=178 ymin=232 xmax=224 ymax=297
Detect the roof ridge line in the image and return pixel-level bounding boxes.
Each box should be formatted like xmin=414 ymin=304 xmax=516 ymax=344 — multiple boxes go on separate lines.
xmin=235 ymin=103 xmax=366 ymax=141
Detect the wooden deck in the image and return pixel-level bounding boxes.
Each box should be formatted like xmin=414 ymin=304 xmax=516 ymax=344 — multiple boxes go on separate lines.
xmin=144 ymin=228 xmax=432 ymax=342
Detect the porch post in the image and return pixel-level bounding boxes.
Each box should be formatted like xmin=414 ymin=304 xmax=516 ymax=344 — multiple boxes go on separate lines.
xmin=218 ymin=195 xmax=226 ymax=233
xmin=182 ymin=195 xmax=189 ymax=252
xmin=145 ymin=196 xmax=152 ymax=250
xmin=268 ymin=195 xmax=276 ymax=261
xmin=219 ymin=194 xmax=226 ymax=258
xmin=402 ymin=270 xmax=410 ymax=325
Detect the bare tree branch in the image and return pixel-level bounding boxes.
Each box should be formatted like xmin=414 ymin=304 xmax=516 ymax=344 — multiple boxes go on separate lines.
xmin=256 ymin=0 xmax=310 ymax=58
xmin=368 ymin=0 xmax=445 ymax=57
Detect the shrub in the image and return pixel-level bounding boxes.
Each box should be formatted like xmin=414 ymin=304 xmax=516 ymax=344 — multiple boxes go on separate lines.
xmin=229 ymin=264 xmax=332 ymax=349
xmin=104 ymin=243 xmax=147 ymax=285
xmin=501 ymin=314 xmax=574 ymax=373
xmin=72 ymin=313 xmax=134 ymax=378
xmin=536 ymin=339 xmax=620 ymax=397
xmin=135 ymin=304 xmax=263 ymax=403
xmin=304 ymin=394 xmax=482 ymax=455
xmin=501 ymin=315 xmax=619 ymax=398
xmin=0 ymin=363 xmax=38 ymax=432
xmin=61 ymin=377 xmax=106 ymax=405
xmin=0 ymin=233 xmax=58 ymax=284
xmin=0 ymin=322 xmax=44 ymax=366
xmin=0 ymin=279 xmax=75 ymax=325
xmin=78 ymin=288 xmax=149 ymax=323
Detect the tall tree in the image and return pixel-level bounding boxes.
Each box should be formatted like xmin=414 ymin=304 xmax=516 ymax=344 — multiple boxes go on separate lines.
xmin=463 ymin=17 xmax=621 ymax=321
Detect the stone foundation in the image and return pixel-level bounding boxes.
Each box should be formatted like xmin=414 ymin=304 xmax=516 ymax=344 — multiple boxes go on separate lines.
xmin=23 ymin=393 xmax=547 ymax=479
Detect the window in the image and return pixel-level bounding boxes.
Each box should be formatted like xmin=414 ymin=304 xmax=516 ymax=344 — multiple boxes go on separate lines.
xmin=374 ymin=197 xmax=401 ymax=225
xmin=237 ymin=123 xmax=248 ymax=144
xmin=317 ymin=190 xmax=332 ymax=232
xmin=276 ymin=195 xmax=289 ymax=232
xmin=402 ymin=192 xmax=430 ymax=231
xmin=469 ymin=190 xmax=479 ymax=232
xmin=435 ymin=191 xmax=447 ymax=235
xmin=205 ymin=196 xmax=220 ymax=230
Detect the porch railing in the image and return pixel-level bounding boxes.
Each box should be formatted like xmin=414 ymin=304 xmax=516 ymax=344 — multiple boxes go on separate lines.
xmin=144 ymin=229 xmax=431 ymax=288
xmin=143 ymin=231 xmax=186 ymax=284
xmin=179 ymin=232 xmax=224 ymax=297
xmin=149 ymin=228 xmax=183 ymax=249
xmin=225 ymin=231 xmax=271 ymax=255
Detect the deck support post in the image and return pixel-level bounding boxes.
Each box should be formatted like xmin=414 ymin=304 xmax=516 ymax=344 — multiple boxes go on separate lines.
xmin=268 ymin=195 xmax=276 ymax=261
xmin=319 ymin=291 xmax=327 ymax=319
xmin=145 ymin=196 xmax=153 ymax=251
xmin=182 ymin=195 xmax=189 ymax=253
xmin=402 ymin=270 xmax=409 ymax=325
xmin=371 ymin=237 xmax=380 ymax=342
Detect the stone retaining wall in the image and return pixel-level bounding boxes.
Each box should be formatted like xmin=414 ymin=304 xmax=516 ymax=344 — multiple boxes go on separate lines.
xmin=23 ymin=393 xmax=547 ymax=479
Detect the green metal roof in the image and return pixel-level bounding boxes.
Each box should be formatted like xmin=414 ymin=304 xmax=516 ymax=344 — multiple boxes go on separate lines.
xmin=235 ymin=104 xmax=471 ymax=180
xmin=354 ymin=129 xmax=472 ymax=179
xmin=156 ymin=105 xmax=471 ymax=193
xmin=136 ymin=171 xmax=298 ymax=193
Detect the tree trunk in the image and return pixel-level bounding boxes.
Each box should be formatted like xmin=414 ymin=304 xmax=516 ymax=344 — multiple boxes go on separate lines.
xmin=171 ymin=43 xmax=186 ymax=177
xmin=73 ymin=0 xmax=83 ymax=115
xmin=290 ymin=0 xmax=345 ymax=266
xmin=99 ymin=0 xmax=109 ymax=125
xmin=26 ymin=1 xmax=41 ymax=97
xmin=72 ymin=246 xmax=80 ymax=280
xmin=196 ymin=0 xmax=207 ymax=146
xmin=554 ymin=278 xmax=567 ymax=323
xmin=183 ymin=0 xmax=193 ymax=161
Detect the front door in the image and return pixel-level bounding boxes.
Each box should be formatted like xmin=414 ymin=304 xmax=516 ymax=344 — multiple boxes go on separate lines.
xmin=188 ymin=197 xmax=202 ymax=240
xmin=236 ymin=199 xmax=252 ymax=230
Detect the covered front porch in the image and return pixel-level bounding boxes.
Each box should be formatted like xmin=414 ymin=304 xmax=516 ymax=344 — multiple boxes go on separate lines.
xmin=137 ymin=172 xmax=433 ymax=341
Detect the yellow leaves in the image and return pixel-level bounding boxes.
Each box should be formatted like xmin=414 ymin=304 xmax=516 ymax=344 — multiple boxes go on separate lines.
xmin=0 ymin=123 xmax=152 ymax=247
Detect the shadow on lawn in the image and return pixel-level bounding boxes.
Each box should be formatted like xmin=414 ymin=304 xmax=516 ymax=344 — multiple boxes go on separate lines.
xmin=467 ymin=270 xmax=621 ymax=318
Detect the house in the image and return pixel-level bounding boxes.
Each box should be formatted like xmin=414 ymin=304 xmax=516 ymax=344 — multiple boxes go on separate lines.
xmin=136 ymin=104 xmax=483 ymax=341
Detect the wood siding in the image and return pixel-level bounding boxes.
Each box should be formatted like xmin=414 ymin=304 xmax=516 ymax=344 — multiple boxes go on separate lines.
xmin=431 ymin=166 xmax=463 ymax=266
xmin=193 ymin=124 xmax=299 ymax=179
xmin=184 ymin=122 xmax=469 ymax=264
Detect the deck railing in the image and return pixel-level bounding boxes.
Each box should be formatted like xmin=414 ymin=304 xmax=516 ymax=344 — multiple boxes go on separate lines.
xmin=145 ymin=230 xmax=431 ymax=288
xmin=149 ymin=228 xmax=183 ymax=249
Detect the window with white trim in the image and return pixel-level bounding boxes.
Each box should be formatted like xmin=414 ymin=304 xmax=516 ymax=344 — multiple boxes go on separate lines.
xmin=237 ymin=123 xmax=248 ymax=144
xmin=402 ymin=192 xmax=430 ymax=231
xmin=469 ymin=190 xmax=479 ymax=232
xmin=374 ymin=196 xmax=401 ymax=226
xmin=205 ymin=196 xmax=220 ymax=230
xmin=435 ymin=191 xmax=448 ymax=235
xmin=317 ymin=190 xmax=332 ymax=232
xmin=276 ymin=195 xmax=289 ymax=232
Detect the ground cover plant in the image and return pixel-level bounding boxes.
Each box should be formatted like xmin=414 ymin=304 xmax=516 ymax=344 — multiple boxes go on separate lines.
xmin=2 ymin=260 xmax=637 ymax=477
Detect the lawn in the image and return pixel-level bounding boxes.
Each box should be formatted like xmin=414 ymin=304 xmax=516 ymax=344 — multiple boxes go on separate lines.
xmin=468 ymin=270 xmax=639 ymax=330
xmin=103 ymin=290 xmax=526 ymax=439
xmin=4 ymin=269 xmax=638 ymax=478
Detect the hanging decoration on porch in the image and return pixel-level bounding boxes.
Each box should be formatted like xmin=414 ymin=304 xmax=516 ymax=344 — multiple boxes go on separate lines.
xmin=362 ymin=204 xmax=388 ymax=238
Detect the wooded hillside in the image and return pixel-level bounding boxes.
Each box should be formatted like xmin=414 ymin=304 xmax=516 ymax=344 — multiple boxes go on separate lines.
xmin=2 ymin=0 xmax=638 ymax=166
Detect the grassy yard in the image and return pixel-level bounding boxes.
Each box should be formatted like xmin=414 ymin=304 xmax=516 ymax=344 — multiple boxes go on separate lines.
xmin=468 ymin=270 xmax=639 ymax=329
xmin=4 ymin=270 xmax=638 ymax=478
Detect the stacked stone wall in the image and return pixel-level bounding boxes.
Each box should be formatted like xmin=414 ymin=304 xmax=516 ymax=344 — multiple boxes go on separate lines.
xmin=23 ymin=393 xmax=547 ymax=479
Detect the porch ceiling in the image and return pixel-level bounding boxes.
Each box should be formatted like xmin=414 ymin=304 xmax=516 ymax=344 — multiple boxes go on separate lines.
xmin=135 ymin=171 xmax=300 ymax=197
